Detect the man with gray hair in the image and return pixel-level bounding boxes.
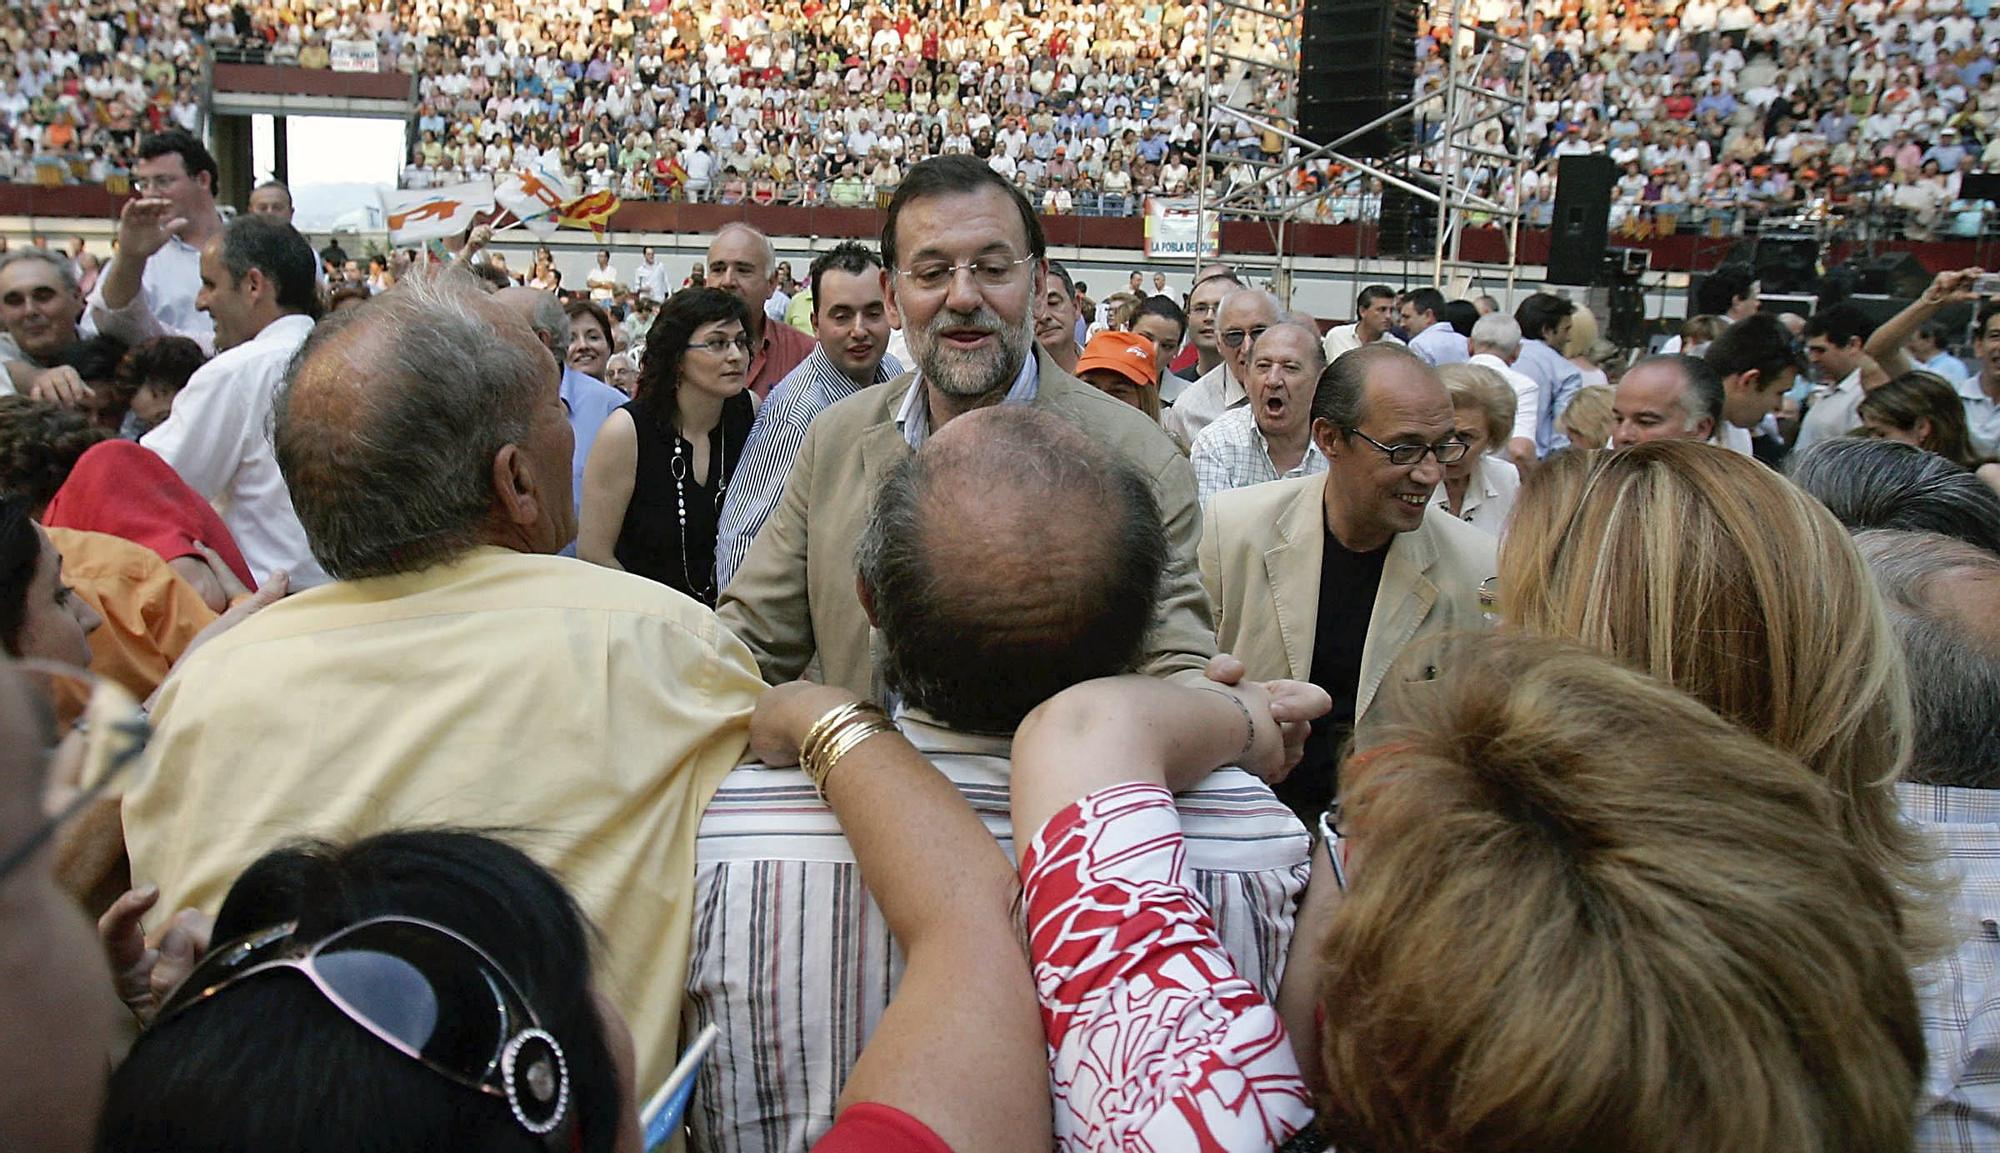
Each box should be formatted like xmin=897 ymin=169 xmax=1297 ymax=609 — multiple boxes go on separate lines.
xmin=1610 ymin=354 xmax=1725 ymax=449
xmin=1467 ymin=312 xmax=1540 ymax=468
xmin=121 ymin=270 xmax=765 ymax=1099
xmin=494 ymin=286 xmax=626 ymax=519
xmin=0 ymin=248 xmax=95 ymax=404
xmin=1164 ymin=287 xmax=1283 ymax=445
xmin=1857 ymin=528 xmax=2000 ymax=1147
xmin=706 ymin=222 xmax=813 ymax=399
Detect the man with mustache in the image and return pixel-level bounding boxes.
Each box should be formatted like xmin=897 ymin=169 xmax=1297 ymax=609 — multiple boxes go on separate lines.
xmin=714 ymin=241 xmax=904 ymax=591
xmin=717 ymin=155 xmax=1215 ymax=695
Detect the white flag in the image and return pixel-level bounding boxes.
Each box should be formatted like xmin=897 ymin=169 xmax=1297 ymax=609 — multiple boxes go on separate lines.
xmin=379 ymin=180 xmax=494 ymax=244
xmin=495 ymin=164 xmax=577 ymax=226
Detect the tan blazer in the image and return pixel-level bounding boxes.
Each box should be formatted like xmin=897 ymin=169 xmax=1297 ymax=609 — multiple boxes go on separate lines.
xmin=717 ymin=345 xmax=1216 ymax=696
xmin=1198 ymin=473 xmax=1497 ymax=718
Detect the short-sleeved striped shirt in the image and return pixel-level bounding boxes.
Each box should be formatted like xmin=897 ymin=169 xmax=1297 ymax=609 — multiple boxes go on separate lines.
xmin=684 ymin=710 xmax=1311 ymax=1153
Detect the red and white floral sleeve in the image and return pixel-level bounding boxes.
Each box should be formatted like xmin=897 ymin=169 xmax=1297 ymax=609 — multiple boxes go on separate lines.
xmin=1021 ymin=781 xmax=1316 ymax=1152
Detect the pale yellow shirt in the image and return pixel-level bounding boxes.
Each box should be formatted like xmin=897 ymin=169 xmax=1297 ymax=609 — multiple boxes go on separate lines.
xmin=123 ymin=547 xmax=764 ymax=1089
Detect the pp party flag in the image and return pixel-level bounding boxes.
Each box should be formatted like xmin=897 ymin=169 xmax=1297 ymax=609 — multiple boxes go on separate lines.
xmin=380 ymin=180 xmax=494 ymax=244
xmin=495 ymin=164 xmax=577 ymax=227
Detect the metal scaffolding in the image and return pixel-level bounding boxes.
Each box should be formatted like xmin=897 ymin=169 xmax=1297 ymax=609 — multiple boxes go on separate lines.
xmin=1192 ymin=0 xmax=1536 ymax=302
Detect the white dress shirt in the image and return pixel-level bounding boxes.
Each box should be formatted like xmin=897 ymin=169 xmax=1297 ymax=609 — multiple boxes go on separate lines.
xmin=1320 ymin=323 xmax=1404 ymax=362
xmin=86 ymin=225 xmax=218 ymax=353
xmin=1794 ymin=368 xmax=1864 ymax=455
xmin=1958 ymin=374 xmax=2000 ymax=459
xmin=1469 ymin=352 xmax=1541 ymax=446
xmin=141 ymin=313 xmax=329 ymax=588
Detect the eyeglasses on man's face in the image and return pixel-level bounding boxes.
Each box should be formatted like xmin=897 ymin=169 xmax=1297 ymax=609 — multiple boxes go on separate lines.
xmin=1344 ymin=427 xmax=1471 ymax=467
xmin=893 ymin=253 xmax=1036 ymax=293
xmin=1220 ymin=324 xmax=1269 ymax=350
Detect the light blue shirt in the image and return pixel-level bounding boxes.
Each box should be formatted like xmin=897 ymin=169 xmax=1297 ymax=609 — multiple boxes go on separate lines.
xmin=562 ymin=364 xmax=628 ymax=515
xmin=1408 ymin=323 xmax=1470 ymax=367
xmin=1516 ymin=339 xmax=1585 ymax=456
xmin=1924 ymin=351 xmax=1972 ymax=385
xmin=895 ymin=350 xmax=1040 ymax=450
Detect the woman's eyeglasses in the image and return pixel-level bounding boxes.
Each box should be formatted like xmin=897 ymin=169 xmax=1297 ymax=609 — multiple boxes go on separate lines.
xmin=155 ymin=915 xmax=571 ymax=1136
xmin=689 ymin=335 xmax=754 ymax=356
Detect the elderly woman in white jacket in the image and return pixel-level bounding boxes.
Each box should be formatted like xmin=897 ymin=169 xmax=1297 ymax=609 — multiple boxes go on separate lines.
xmin=1432 ymin=363 xmax=1523 ymax=536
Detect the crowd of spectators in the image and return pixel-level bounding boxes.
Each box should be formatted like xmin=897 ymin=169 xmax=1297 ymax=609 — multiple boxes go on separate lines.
xmin=4 ymin=0 xmax=1999 ymax=233
xmin=6 ymin=132 xmax=2000 ymax=1153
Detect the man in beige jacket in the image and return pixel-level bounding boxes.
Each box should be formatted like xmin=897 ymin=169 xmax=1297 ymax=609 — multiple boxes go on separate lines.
xmin=1199 ymin=344 xmax=1496 ymax=820
xmin=718 ymin=156 xmax=1214 ymax=694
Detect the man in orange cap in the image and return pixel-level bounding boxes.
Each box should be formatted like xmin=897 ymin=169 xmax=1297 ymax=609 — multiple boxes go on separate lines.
xmin=1076 ymin=329 xmax=1163 ymax=422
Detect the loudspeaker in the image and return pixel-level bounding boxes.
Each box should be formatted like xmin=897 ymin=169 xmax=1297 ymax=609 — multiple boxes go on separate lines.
xmin=1843 ymin=253 xmax=1931 ymax=299
xmin=1299 ymin=0 xmax=1418 ymax=157
xmin=1752 ymin=235 xmax=1820 ymax=294
xmin=1547 ymin=155 xmax=1613 ymax=286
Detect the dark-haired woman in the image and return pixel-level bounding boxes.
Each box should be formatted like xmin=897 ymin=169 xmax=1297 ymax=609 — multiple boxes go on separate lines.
xmin=578 ymin=288 xmax=754 ymax=605
xmin=97 ymin=829 xmax=635 ymax=1153
xmin=0 ymin=493 xmax=101 ymax=666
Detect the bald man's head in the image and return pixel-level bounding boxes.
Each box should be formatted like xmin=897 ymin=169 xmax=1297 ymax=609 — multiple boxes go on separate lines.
xmin=857 ymin=406 xmax=1167 ymax=732
xmin=493 ymin=285 xmax=570 ymax=355
xmin=276 ymin=272 xmax=565 ymax=578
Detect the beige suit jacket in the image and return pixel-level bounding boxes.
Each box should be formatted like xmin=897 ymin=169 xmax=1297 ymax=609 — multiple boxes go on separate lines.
xmin=1198 ymin=473 xmax=1497 ymax=718
xmin=716 ymin=345 xmax=1216 ymax=695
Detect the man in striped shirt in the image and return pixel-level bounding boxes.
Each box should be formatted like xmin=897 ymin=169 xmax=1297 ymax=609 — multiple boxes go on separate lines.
xmin=715 ymin=242 xmax=902 ymax=592
xmin=686 ymin=407 xmax=1309 ymax=1153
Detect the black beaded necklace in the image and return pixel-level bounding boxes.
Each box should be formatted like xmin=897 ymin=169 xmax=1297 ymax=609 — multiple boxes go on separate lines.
xmin=669 ymin=425 xmax=727 ymax=603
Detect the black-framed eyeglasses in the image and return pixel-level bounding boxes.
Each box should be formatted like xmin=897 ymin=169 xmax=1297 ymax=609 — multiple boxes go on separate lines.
xmin=1344 ymin=427 xmax=1470 ymax=466
xmin=0 ymin=663 xmax=151 ymax=886
xmin=689 ymin=335 xmax=753 ymax=356
xmin=1219 ymin=324 xmax=1269 ymax=350
xmin=156 ymin=915 xmax=571 ymax=1136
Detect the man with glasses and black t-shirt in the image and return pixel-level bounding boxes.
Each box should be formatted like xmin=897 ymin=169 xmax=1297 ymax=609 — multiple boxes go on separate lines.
xmin=1198 ymin=344 xmax=1497 ymax=821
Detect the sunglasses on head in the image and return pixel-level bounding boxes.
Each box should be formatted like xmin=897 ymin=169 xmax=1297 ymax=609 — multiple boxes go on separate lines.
xmin=155 ymin=915 xmax=571 ymax=1136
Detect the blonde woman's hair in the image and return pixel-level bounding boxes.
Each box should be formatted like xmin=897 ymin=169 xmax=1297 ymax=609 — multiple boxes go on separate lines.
xmin=1496 ymin=441 xmax=1941 ymax=959
xmin=1562 ymin=302 xmax=1601 ymax=359
xmin=1436 ymin=362 xmax=1516 ymax=449
xmin=1557 ymin=384 xmax=1615 ymax=449
xmin=1319 ymin=633 xmax=1923 ymax=1153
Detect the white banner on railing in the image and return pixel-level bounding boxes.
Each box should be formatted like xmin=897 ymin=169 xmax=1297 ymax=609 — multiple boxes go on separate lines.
xmin=1144 ymin=197 xmax=1219 ymax=259
xmin=330 ymin=40 xmax=380 ymax=73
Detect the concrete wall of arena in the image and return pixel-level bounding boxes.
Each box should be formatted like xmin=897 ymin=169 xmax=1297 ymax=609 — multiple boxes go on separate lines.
xmin=7 ymin=183 xmax=1990 ymax=323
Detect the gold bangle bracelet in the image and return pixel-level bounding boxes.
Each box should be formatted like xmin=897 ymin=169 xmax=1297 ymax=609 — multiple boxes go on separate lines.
xmin=805 ymin=710 xmax=896 ymax=797
xmin=799 ymin=701 xmax=868 ymax=777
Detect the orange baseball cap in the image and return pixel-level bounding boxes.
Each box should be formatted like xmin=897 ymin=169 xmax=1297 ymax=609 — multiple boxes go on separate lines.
xmin=1076 ymin=330 xmax=1160 ymax=388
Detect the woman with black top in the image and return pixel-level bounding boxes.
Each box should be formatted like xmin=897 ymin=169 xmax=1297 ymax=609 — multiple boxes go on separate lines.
xmin=577 ymin=288 xmax=754 ymax=605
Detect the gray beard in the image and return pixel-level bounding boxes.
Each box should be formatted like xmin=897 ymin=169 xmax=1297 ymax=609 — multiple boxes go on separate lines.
xmin=911 ymin=309 xmax=1034 ymax=399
